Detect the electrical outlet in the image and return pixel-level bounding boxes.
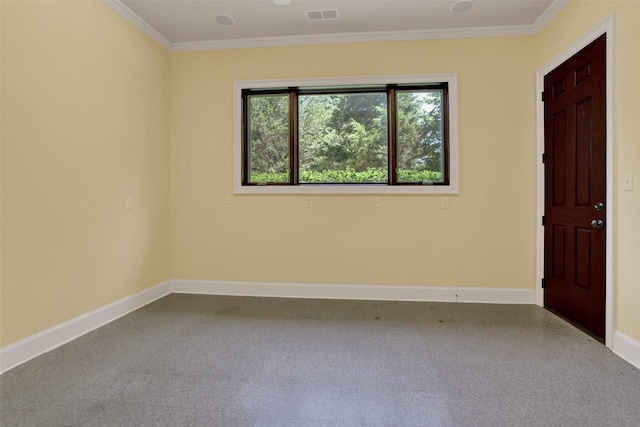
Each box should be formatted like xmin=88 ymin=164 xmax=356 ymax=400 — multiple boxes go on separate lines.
xmin=126 ymin=196 xmax=133 ymax=210
xmin=441 ymin=197 xmax=449 ymax=209
xmin=225 ymin=197 xmax=232 ymax=208
xmin=375 ymin=197 xmax=383 ymax=208
xmin=179 ymin=161 xmax=185 ymax=171
xmin=623 ymin=173 xmax=633 ymax=191
xmin=305 ymin=197 xmax=313 ymax=208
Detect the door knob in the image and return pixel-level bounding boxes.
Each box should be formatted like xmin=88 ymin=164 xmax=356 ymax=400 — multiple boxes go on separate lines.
xmin=591 ymin=219 xmax=604 ymax=229
xmin=594 ymin=202 xmax=604 ymax=211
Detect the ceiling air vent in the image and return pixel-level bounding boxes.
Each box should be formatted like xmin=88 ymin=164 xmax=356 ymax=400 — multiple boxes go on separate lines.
xmin=306 ymin=9 xmax=339 ymax=21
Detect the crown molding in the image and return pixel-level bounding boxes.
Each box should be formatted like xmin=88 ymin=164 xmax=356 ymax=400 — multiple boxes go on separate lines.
xmin=102 ymin=0 xmax=172 ymax=50
xmin=104 ymin=0 xmax=569 ymax=53
xmin=169 ymin=25 xmax=535 ymax=52
xmin=532 ymin=0 xmax=570 ymax=33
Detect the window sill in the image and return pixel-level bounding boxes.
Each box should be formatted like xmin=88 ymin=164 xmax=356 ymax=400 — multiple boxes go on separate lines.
xmin=233 ymin=183 xmax=459 ymax=195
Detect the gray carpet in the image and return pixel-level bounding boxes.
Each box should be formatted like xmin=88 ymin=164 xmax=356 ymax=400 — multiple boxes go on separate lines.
xmin=1 ymin=294 xmax=639 ymax=427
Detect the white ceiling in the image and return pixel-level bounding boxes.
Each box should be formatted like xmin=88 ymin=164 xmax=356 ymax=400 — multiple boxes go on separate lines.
xmin=105 ymin=0 xmax=567 ymax=51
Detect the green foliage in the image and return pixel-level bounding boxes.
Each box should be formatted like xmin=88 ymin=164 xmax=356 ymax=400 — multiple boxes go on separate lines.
xmin=251 ymin=169 xmax=442 ymax=184
xmin=396 ymin=169 xmax=443 ymax=183
xmin=298 ymin=93 xmax=387 ymax=174
xmin=247 ymin=88 xmax=444 ymax=184
xmin=250 ymin=171 xmax=289 ymax=183
xmin=301 ymin=167 xmax=386 ymax=183
xmin=396 ymin=90 xmax=443 ymax=173
xmin=247 ymin=95 xmax=289 ymax=176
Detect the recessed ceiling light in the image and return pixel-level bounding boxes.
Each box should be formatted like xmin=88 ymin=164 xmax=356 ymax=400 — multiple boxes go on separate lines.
xmin=450 ymin=0 xmax=475 ymax=14
xmin=214 ymin=14 xmax=235 ymax=26
xmin=273 ymin=0 xmax=291 ymax=5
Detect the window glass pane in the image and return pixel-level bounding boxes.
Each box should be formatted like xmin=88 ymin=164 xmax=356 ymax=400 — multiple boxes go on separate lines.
xmin=247 ymin=94 xmax=290 ymax=183
xmin=396 ymin=90 xmax=444 ymax=183
xmin=298 ymin=93 xmax=388 ymax=183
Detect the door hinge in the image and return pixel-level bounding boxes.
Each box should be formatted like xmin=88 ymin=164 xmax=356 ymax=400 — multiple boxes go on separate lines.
xmin=542 ymin=153 xmax=546 ymax=163
xmin=542 ymin=278 xmax=546 ymax=288
xmin=542 ymin=216 xmax=545 ymax=226
xmin=541 ymin=92 xmax=546 ymax=102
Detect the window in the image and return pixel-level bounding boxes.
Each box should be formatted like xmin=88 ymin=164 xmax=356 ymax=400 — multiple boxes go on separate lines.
xmin=234 ymin=75 xmax=458 ymax=194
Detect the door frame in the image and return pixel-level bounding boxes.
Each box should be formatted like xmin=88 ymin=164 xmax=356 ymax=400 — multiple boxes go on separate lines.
xmin=535 ymin=14 xmax=615 ymax=348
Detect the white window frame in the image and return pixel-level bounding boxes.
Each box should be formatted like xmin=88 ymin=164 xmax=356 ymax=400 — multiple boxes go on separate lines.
xmin=233 ymin=74 xmax=459 ymax=195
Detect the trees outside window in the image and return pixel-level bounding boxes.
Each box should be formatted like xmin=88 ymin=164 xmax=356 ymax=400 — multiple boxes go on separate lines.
xmin=298 ymin=92 xmax=388 ymax=184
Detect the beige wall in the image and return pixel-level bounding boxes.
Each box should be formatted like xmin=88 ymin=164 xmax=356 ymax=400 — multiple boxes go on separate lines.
xmin=170 ymin=37 xmax=538 ymax=287
xmin=536 ymin=0 xmax=640 ymax=343
xmin=0 ymin=1 xmax=171 ymax=346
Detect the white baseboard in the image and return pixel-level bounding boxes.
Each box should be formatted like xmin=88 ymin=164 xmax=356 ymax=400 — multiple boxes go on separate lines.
xmin=613 ymin=331 xmax=640 ymax=370
xmin=0 ymin=281 xmax=172 ymax=374
xmin=171 ymin=279 xmax=537 ymax=304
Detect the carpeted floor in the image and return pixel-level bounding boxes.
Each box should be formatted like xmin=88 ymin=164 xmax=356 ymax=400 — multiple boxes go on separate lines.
xmin=1 ymin=294 xmax=639 ymax=426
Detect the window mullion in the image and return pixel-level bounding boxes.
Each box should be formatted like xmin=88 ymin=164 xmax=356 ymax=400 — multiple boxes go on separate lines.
xmin=289 ymin=89 xmax=299 ymax=185
xmin=387 ymin=86 xmax=397 ymax=185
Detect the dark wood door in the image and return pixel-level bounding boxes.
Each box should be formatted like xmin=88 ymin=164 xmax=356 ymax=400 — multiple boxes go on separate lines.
xmin=544 ymin=34 xmax=606 ymax=341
